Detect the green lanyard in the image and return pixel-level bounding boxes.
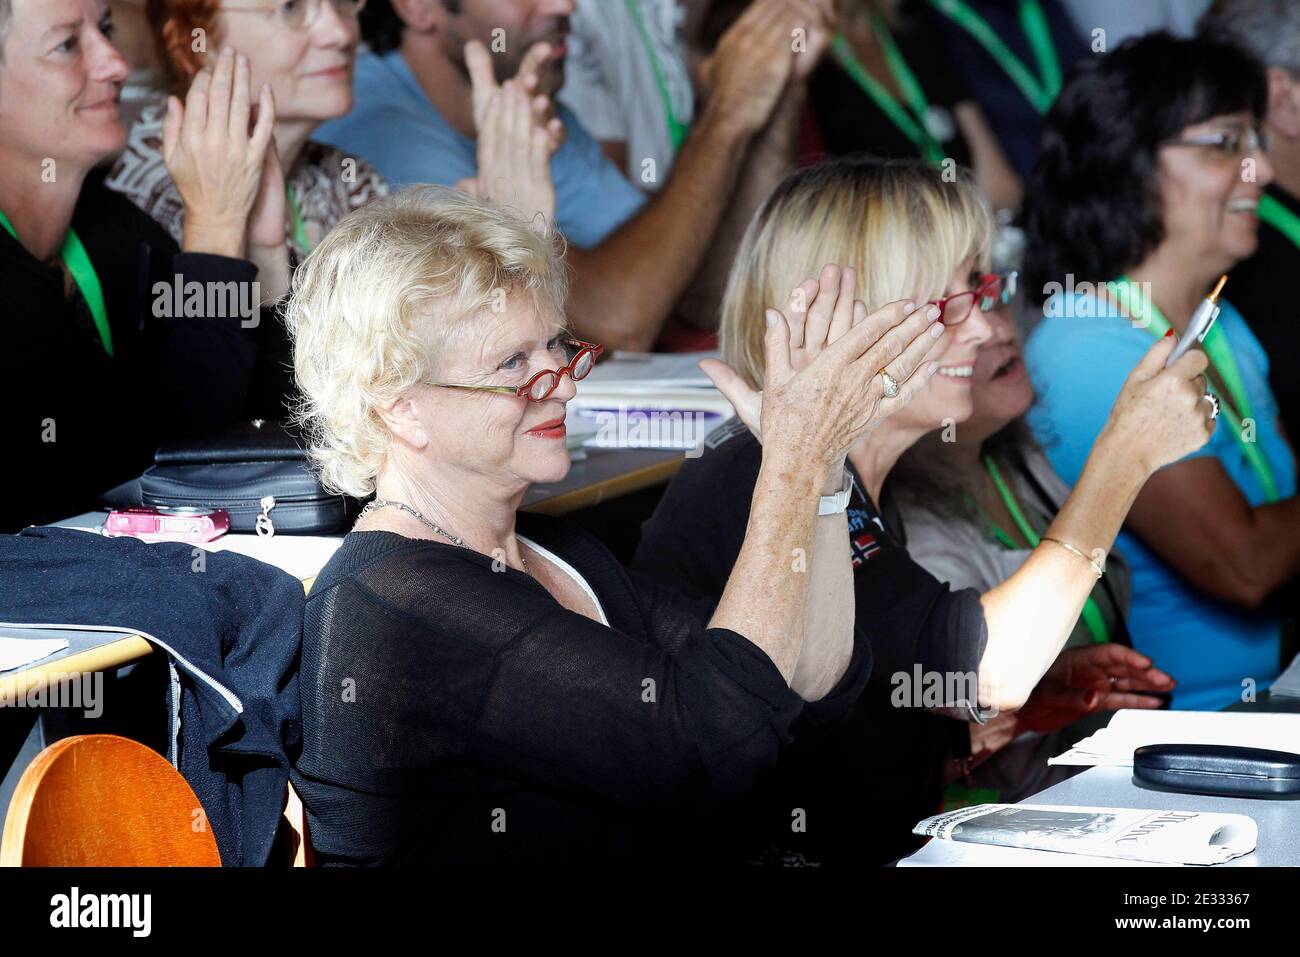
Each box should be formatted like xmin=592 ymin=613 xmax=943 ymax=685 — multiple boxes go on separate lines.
xmin=624 ymin=0 xmax=690 ymax=151
xmin=926 ymin=0 xmax=1061 ymax=114
xmin=1108 ymin=276 xmax=1280 ymax=503
xmin=985 ymin=456 xmax=1110 ymax=645
xmin=1257 ymin=192 xmax=1300 ymax=250
xmin=0 ymin=208 xmax=113 ymax=357
xmin=286 ymin=186 xmax=312 ymax=255
xmin=830 ymin=20 xmax=947 ymax=164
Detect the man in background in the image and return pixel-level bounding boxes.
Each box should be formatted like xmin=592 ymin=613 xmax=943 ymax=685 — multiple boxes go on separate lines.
xmin=316 ymin=0 xmax=832 ymax=350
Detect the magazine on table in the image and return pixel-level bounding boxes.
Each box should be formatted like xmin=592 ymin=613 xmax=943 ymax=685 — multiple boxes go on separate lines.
xmin=912 ymin=803 xmax=1257 ymax=865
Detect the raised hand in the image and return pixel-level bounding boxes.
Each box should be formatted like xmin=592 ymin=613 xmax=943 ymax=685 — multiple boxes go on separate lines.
xmin=706 ymin=0 xmax=797 ymax=136
xmin=785 ymin=0 xmax=837 ymax=81
xmin=464 ymin=40 xmax=562 ymax=229
xmin=703 ymin=263 xmax=945 ymax=445
xmin=1014 ymin=644 xmax=1175 ymax=734
xmin=244 ymin=138 xmax=291 ymax=302
xmin=164 ymin=47 xmax=275 ymax=258
xmin=1104 ymin=336 xmax=1216 ymax=476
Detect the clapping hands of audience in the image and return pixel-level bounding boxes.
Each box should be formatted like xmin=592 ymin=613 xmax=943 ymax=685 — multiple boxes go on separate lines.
xmin=458 ymin=40 xmax=564 ymax=230
xmin=697 ymin=0 xmax=836 ymax=132
xmin=163 ymin=47 xmax=277 ymax=263
xmin=787 ymin=0 xmax=837 ymax=81
xmin=1013 ymin=644 xmax=1176 ymax=734
xmin=702 ymin=264 xmax=943 ymax=483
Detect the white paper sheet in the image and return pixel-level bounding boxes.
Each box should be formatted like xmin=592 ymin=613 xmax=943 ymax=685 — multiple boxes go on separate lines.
xmin=898 ymin=838 xmax=1178 ymax=867
xmin=1269 ymin=652 xmax=1300 ymax=698
xmin=1050 ymin=709 xmax=1300 ymax=766
xmin=0 ymin=633 xmax=70 ymax=672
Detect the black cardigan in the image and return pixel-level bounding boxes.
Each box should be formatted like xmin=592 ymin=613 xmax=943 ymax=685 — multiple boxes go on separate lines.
xmin=0 ymin=172 xmax=260 ymax=532
xmin=0 ymin=526 xmax=303 ymax=867
xmin=635 ymin=423 xmax=988 ymax=865
xmin=290 ymin=512 xmax=872 ymax=866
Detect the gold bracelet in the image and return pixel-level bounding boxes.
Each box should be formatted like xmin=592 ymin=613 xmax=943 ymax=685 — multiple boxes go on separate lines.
xmin=1041 ymin=537 xmax=1105 ymax=578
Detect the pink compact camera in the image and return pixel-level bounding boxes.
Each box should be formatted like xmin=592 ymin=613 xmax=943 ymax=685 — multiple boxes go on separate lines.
xmin=104 ymin=507 xmax=230 ymax=543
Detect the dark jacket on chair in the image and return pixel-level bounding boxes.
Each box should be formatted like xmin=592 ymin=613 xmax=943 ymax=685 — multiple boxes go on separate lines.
xmin=0 ymin=526 xmax=303 ymax=866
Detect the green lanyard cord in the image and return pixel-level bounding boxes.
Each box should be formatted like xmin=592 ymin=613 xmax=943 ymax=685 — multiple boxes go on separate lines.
xmin=624 ymin=0 xmax=689 ymax=152
xmin=1257 ymin=192 xmax=1300 ymax=250
xmin=830 ymin=22 xmax=947 ymax=164
xmin=0 ymin=208 xmax=113 ymax=357
xmin=985 ymin=455 xmax=1110 ymax=644
xmin=286 ymin=186 xmax=312 ymax=255
xmin=1109 ymin=276 xmax=1280 ymax=503
xmin=927 ymin=0 xmax=1061 ymax=114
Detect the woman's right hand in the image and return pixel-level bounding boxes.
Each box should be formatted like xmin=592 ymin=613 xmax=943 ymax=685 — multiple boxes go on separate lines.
xmin=709 ymin=269 xmax=945 ymax=478
xmin=703 ymin=264 xmax=945 ymax=446
xmin=164 ymin=47 xmax=275 ymax=258
xmin=1102 ymin=335 xmax=1215 ymax=475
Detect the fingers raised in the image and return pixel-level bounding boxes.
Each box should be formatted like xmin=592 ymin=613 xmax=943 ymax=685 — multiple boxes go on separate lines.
xmin=229 ymin=51 xmax=251 ymax=142
xmin=184 ymin=65 xmax=212 ymax=135
xmin=827 ymin=266 xmax=857 ymax=346
xmin=803 ymin=263 xmax=841 ymax=353
xmin=250 ymin=83 xmax=275 ymax=157
xmin=206 ymin=48 xmax=236 ymax=136
xmin=465 ymin=40 xmax=498 ymax=127
xmin=764 ymin=308 xmax=795 ymax=384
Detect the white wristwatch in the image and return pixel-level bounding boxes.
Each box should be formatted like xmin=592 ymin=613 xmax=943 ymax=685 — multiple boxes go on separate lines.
xmin=817 ymin=469 xmax=854 ymax=516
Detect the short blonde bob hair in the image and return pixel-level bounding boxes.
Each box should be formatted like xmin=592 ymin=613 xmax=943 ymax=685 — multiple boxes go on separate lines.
xmin=286 ymin=186 xmax=569 ymax=497
xmin=720 ymin=157 xmax=994 ymax=391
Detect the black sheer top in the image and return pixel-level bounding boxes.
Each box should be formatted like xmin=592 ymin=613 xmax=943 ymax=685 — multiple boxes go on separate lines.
xmin=291 ymin=511 xmax=871 ymax=866
xmin=635 ymin=423 xmax=988 ymax=864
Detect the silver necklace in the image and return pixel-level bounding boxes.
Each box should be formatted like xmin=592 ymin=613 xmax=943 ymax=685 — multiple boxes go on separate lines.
xmin=358 ymin=498 xmax=530 ymax=574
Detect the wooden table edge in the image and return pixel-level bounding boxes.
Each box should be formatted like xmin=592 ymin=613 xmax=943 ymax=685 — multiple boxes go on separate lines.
xmin=0 ymin=636 xmax=155 ymax=701
xmin=523 ymin=454 xmax=684 ymax=516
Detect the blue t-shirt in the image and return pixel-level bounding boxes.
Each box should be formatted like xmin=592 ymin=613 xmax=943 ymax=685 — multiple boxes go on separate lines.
xmin=315 ymin=49 xmax=647 ymax=250
xmin=1026 ymin=291 xmax=1296 ymax=711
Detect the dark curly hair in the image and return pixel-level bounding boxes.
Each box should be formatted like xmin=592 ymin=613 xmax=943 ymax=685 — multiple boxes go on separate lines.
xmin=1022 ymin=31 xmax=1267 ymax=306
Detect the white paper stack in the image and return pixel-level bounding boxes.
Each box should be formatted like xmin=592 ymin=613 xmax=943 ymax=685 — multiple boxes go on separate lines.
xmin=569 ymin=350 xmax=735 ymax=450
xmin=899 ymin=837 xmax=1175 ymax=867
xmin=1049 ymin=709 xmax=1300 ymax=767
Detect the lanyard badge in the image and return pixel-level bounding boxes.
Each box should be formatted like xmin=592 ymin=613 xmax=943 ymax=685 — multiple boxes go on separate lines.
xmin=0 ymin=208 xmax=113 ymax=356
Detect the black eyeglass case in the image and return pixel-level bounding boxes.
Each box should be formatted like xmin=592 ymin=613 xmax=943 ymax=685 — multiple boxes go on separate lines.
xmin=1133 ymin=743 xmax=1300 ymax=798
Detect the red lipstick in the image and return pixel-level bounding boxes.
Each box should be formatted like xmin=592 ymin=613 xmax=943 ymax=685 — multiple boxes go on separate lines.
xmin=526 ymin=417 xmax=566 ymax=439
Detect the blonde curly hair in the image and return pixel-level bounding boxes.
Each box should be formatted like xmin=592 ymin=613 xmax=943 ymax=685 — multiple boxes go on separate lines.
xmin=285 ymin=186 xmax=568 ymax=497
xmin=720 ymin=157 xmax=994 ymax=391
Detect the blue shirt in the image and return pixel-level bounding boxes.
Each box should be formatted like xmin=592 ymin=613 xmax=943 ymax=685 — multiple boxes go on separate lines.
xmin=1026 ymin=291 xmax=1296 ymax=711
xmin=315 ymin=49 xmax=647 ymax=250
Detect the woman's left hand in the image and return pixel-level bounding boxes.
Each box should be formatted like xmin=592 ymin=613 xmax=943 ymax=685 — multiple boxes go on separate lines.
xmin=1013 ymin=644 xmax=1175 ymax=733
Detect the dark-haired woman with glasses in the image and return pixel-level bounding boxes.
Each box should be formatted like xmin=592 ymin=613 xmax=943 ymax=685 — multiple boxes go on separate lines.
xmin=634 ymin=156 xmax=1213 ymax=864
xmin=1023 ymin=31 xmax=1299 ymax=712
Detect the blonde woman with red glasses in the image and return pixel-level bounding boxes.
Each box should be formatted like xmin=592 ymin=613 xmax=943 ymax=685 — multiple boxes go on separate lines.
xmin=634 ymin=156 xmax=1213 ymax=865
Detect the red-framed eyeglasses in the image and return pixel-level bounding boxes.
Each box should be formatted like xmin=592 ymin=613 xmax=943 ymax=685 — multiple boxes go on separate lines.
xmin=432 ymin=338 xmax=605 ymax=402
xmin=928 ymin=271 xmax=1018 ymax=325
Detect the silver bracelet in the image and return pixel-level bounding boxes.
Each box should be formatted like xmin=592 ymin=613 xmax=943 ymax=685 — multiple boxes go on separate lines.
xmin=1041 ymin=537 xmax=1105 ymax=578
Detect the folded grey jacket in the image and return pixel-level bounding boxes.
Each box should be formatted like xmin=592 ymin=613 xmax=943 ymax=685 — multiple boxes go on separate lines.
xmin=0 ymin=526 xmax=303 ymax=866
